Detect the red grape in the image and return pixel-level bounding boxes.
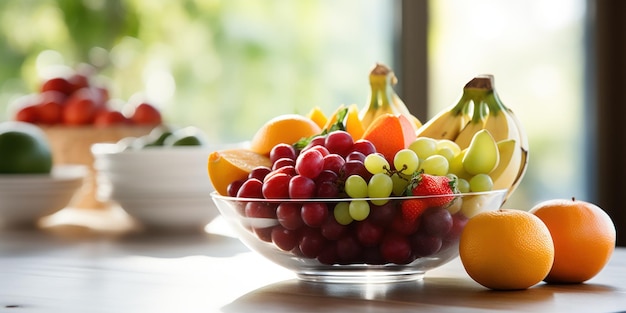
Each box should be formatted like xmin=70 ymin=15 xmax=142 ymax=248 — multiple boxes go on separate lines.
xmin=226 ymin=179 xmax=245 ymax=197
xmin=289 ymin=175 xmax=316 ymax=199
xmin=296 ymin=149 xmax=324 ymax=179
xmin=299 ymin=228 xmax=327 ymax=258
xmin=356 ymin=220 xmax=384 ymax=247
xmin=248 ymin=166 xmax=271 ymax=181
xmin=346 ymin=151 xmax=366 ymax=162
xmin=270 ymin=143 xmax=296 ymax=163
xmin=320 ymin=214 xmax=348 ymax=240
xmin=316 ymin=181 xmax=339 ymax=198
xmin=380 ymin=233 xmax=412 ymax=264
xmin=272 ymin=226 xmax=300 ymax=251
xmin=272 ymin=157 xmax=296 ymax=170
xmin=325 ymin=130 xmax=354 ymax=156
xmin=276 ymin=202 xmax=304 ymax=230
xmin=420 ymin=207 xmax=453 ymax=237
xmin=237 ymin=178 xmax=264 ymax=198
xmin=411 ymin=233 xmax=443 ymax=257
xmin=340 ymin=160 xmax=372 ymax=181
xmin=301 ymin=202 xmax=328 ymax=227
xmin=352 ymin=139 xmax=376 ymax=156
xmin=322 ymin=153 xmax=345 ymax=174
xmin=262 ymin=172 xmax=291 ymax=199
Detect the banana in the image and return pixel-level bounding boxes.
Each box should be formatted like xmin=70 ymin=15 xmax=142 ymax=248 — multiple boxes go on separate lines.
xmin=359 ymin=63 xmax=422 ymax=130
xmin=490 ymin=138 xmax=522 ymax=192
xmin=415 ymin=94 xmax=470 ymax=140
xmin=480 ymin=76 xmax=529 ymax=199
xmin=504 ymin=108 xmax=529 ymax=200
xmin=454 ymin=100 xmax=487 ymax=149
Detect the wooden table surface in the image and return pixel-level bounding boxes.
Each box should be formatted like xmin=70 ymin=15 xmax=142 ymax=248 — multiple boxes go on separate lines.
xmin=1 ymin=214 xmax=625 ymax=313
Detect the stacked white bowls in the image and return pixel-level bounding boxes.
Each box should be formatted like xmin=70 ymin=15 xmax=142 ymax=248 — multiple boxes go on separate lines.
xmin=92 ymin=143 xmax=236 ymax=231
xmin=0 ymin=165 xmax=87 ymax=228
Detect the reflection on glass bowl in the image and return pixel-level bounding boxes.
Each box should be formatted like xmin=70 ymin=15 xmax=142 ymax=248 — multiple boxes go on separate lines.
xmin=211 ymin=189 xmax=507 ymax=283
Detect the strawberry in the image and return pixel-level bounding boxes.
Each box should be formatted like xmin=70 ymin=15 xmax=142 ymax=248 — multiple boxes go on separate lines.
xmin=406 ymin=173 xmax=457 ymax=207
xmin=400 ymin=199 xmax=428 ymax=223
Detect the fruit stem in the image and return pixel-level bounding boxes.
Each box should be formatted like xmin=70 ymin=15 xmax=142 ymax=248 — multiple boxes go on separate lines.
xmin=462 ymin=86 xmax=489 ymax=124
xmin=368 ymin=63 xmax=396 ymax=110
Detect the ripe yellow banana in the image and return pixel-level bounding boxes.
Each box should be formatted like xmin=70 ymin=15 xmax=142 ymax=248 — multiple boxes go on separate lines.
xmin=480 ymin=75 xmax=528 ymax=199
xmin=359 ymin=63 xmax=422 ymax=130
xmin=490 ymin=138 xmax=522 ymax=192
xmin=454 ymin=100 xmax=487 ymax=149
xmin=416 ymin=94 xmax=470 ymax=140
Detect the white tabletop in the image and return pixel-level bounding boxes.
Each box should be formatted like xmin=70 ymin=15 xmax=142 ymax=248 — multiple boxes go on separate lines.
xmin=1 ymin=212 xmax=625 ymax=313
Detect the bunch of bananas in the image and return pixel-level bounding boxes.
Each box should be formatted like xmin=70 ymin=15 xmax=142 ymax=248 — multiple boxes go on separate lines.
xmin=359 ymin=63 xmax=422 ymax=130
xmin=416 ymin=75 xmax=528 ymax=200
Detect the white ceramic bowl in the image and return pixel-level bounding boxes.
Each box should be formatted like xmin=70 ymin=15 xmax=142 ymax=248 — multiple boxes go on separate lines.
xmin=114 ymin=194 xmax=219 ymax=231
xmin=0 ymin=165 xmax=87 ymax=227
xmin=91 ymin=142 xmax=245 ymax=231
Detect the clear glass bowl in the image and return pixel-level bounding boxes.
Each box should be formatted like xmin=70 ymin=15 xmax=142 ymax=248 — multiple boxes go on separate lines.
xmin=211 ymin=189 xmax=507 ymax=283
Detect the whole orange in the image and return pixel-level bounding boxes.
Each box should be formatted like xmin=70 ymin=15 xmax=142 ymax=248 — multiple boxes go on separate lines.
xmin=459 ymin=209 xmax=555 ymax=290
xmin=529 ymin=198 xmax=616 ymax=284
xmin=249 ymin=114 xmax=321 ymax=156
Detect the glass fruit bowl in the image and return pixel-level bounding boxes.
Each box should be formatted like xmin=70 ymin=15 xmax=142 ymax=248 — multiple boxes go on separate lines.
xmin=211 ymin=189 xmax=507 ymax=283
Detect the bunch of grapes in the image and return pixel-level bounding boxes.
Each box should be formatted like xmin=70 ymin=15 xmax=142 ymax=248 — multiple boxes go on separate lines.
xmin=226 ymin=130 xmax=471 ymax=266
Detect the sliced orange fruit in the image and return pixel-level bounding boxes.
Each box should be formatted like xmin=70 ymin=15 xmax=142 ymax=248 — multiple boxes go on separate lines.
xmin=208 ymin=148 xmax=271 ymax=196
xmin=307 ymin=106 xmax=328 ymax=129
xmin=345 ymin=104 xmax=365 ymax=139
xmin=362 ymin=113 xmax=416 ymax=163
xmin=249 ymin=114 xmax=322 ymax=156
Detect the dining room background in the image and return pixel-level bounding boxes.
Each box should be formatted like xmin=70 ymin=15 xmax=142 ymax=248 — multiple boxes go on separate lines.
xmin=1 ymin=0 xmax=622 ymax=244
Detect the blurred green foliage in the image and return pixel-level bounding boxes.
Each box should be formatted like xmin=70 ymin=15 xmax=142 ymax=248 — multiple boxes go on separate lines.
xmin=0 ymin=0 xmax=394 ymax=143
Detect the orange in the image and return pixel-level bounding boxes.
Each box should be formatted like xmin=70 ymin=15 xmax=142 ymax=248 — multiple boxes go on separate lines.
xmin=345 ymin=104 xmax=365 ymax=139
xmin=459 ymin=209 xmax=554 ymax=290
xmin=530 ymin=198 xmax=616 ymax=284
xmin=361 ymin=113 xmax=416 ymax=163
xmin=207 ymin=148 xmax=271 ymax=196
xmin=307 ymin=106 xmax=328 ymax=129
xmin=249 ymin=114 xmax=321 ymax=155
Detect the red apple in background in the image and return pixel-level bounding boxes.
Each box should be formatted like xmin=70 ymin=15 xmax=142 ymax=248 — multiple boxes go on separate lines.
xmin=37 ymin=91 xmax=66 ymax=124
xmin=131 ymin=102 xmax=162 ymax=125
xmin=63 ymin=89 xmax=99 ymax=125
xmin=15 ymin=105 xmax=39 ymax=123
xmin=94 ymin=110 xmax=128 ymax=127
xmin=41 ymin=77 xmax=73 ymax=96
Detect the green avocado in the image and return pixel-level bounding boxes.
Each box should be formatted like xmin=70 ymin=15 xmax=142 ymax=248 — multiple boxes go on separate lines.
xmin=0 ymin=122 xmax=53 ymax=174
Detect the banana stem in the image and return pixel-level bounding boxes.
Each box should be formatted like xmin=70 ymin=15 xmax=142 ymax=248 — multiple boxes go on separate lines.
xmin=368 ymin=64 xmax=396 ymax=110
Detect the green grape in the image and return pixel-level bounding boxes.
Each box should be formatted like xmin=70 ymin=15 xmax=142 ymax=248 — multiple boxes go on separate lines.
xmin=334 ymin=202 xmax=353 ymax=225
xmin=364 ymin=153 xmax=389 ymax=174
xmin=419 ymin=155 xmax=449 ymax=176
xmin=469 ymin=173 xmax=494 ymax=192
xmin=367 ymin=173 xmax=393 ymax=205
xmin=348 ymin=200 xmax=370 ymax=221
xmin=462 ymin=129 xmax=500 ymax=175
xmin=436 ymin=139 xmax=461 ymax=156
xmin=344 ymin=175 xmax=368 ymax=198
xmin=457 ymin=178 xmax=471 ymax=193
xmin=408 ymin=137 xmax=438 ymax=160
xmin=436 ymin=147 xmax=456 ymax=163
xmin=390 ymin=172 xmax=410 ymax=196
xmin=393 ymin=149 xmax=419 ymax=175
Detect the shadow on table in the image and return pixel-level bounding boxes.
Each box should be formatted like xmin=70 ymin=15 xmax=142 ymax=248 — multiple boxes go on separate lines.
xmin=221 ymin=277 xmax=620 ymax=313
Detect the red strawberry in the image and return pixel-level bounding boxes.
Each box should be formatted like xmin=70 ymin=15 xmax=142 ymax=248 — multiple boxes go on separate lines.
xmin=407 ymin=173 xmax=457 ymax=207
xmin=400 ymin=199 xmax=428 ymax=223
